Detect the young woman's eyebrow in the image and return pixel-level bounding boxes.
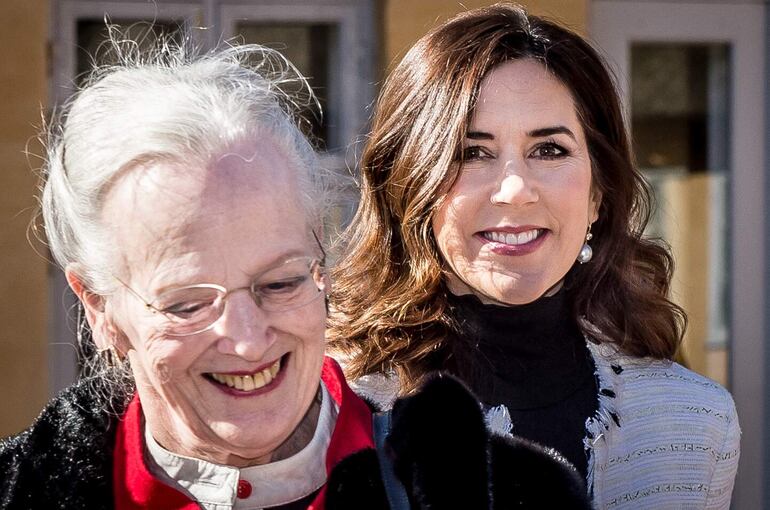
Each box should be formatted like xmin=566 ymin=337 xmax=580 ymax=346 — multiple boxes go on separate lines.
xmin=528 ymin=126 xmax=576 ymax=141
xmin=466 ymin=126 xmax=577 ymax=142
xmin=466 ymin=131 xmax=494 ymax=140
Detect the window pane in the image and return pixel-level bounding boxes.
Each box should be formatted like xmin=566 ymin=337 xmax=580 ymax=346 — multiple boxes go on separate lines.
xmin=77 ymin=20 xmax=182 ymax=86
xmin=235 ymin=23 xmax=336 ymax=150
xmin=631 ymin=43 xmax=731 ymax=386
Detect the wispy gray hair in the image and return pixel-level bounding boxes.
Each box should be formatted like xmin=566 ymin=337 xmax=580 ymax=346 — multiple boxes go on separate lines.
xmin=41 ymin=27 xmax=331 ymax=296
xmin=38 ymin=26 xmax=333 ymax=394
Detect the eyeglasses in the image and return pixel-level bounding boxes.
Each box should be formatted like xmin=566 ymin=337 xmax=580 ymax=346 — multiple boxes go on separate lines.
xmin=115 ymin=256 xmax=326 ymax=336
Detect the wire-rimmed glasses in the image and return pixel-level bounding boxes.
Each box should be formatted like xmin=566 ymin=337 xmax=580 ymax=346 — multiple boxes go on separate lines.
xmin=115 ymin=256 xmax=326 ymax=336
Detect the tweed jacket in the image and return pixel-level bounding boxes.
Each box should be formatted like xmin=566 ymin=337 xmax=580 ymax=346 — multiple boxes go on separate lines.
xmin=349 ymin=341 xmax=741 ymax=510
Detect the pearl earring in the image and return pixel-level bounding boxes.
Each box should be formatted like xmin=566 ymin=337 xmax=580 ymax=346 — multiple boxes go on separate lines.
xmin=577 ymin=227 xmax=593 ymax=264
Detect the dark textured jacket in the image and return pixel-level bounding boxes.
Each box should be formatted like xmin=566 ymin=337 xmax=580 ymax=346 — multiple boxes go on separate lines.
xmin=0 ymin=376 xmax=125 ymax=509
xmin=0 ymin=373 xmax=590 ymax=509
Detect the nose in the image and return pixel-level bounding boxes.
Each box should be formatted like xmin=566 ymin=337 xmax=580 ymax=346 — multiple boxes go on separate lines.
xmin=490 ymin=159 xmax=538 ymax=206
xmin=213 ymin=291 xmax=277 ymax=361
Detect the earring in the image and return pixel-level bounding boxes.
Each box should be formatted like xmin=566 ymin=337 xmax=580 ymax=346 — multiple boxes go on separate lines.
xmin=99 ymin=345 xmax=123 ymax=367
xmin=577 ymin=226 xmax=593 ymax=264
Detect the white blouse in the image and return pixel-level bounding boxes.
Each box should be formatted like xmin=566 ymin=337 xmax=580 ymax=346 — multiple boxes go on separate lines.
xmin=144 ymin=382 xmax=339 ymax=510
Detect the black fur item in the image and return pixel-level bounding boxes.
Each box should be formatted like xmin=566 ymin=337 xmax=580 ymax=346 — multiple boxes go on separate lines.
xmin=388 ymin=373 xmax=491 ymax=509
xmin=326 ymin=373 xmax=592 ymax=509
xmin=0 ymin=377 xmax=129 ymax=509
xmin=325 ymin=448 xmax=389 ymax=510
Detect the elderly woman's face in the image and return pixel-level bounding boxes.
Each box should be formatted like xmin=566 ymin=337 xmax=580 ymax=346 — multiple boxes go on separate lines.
xmin=432 ymin=59 xmax=601 ymax=304
xmin=102 ymin=139 xmax=326 ymax=466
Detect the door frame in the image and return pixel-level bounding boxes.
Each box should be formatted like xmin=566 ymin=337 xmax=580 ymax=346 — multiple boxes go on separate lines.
xmin=589 ymin=2 xmax=767 ymax=508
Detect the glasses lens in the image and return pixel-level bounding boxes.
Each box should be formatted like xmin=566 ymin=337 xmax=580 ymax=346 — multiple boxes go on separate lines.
xmin=152 ymin=285 xmax=223 ymax=335
xmin=252 ymin=257 xmax=325 ymax=312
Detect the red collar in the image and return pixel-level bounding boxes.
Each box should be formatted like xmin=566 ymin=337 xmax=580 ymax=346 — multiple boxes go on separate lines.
xmin=113 ymin=357 xmax=374 ymax=510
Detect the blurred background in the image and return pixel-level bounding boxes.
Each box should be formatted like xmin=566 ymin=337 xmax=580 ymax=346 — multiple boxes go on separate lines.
xmin=0 ymin=0 xmax=767 ymax=507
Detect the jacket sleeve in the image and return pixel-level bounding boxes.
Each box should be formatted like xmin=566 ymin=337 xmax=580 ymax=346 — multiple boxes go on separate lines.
xmin=0 ymin=430 xmax=30 ymax=508
xmin=704 ymin=392 xmax=741 ymax=509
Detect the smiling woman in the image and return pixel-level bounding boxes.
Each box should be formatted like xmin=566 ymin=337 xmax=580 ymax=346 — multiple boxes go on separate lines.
xmin=433 ymin=59 xmax=601 ymax=305
xmin=329 ymin=3 xmax=740 ymax=508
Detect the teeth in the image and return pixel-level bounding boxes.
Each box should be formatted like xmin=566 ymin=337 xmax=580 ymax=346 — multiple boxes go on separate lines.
xmin=210 ymin=358 xmax=282 ymax=391
xmin=484 ymin=229 xmax=540 ymax=246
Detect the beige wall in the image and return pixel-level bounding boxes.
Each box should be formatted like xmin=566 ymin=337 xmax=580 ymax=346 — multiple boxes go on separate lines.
xmin=383 ymin=0 xmax=589 ymax=70
xmin=0 ymin=0 xmax=49 ymax=436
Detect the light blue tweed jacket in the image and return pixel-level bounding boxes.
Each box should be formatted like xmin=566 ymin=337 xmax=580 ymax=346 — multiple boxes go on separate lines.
xmin=348 ymin=341 xmax=740 ymax=510
xmin=583 ymin=342 xmax=739 ymax=509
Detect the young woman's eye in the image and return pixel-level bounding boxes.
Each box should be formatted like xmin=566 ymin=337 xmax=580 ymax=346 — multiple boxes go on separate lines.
xmin=458 ymin=146 xmax=490 ymax=162
xmin=531 ymin=142 xmax=568 ymax=160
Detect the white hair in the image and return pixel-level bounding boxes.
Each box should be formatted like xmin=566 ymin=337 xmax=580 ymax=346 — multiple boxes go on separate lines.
xmin=41 ymin=32 xmax=330 ymax=296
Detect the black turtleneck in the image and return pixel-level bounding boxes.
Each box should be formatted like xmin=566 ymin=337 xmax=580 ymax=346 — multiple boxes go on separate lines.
xmin=445 ymin=289 xmax=597 ymax=479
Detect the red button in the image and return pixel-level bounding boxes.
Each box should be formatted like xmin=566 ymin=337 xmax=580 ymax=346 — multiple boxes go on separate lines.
xmin=237 ymin=479 xmax=252 ymax=499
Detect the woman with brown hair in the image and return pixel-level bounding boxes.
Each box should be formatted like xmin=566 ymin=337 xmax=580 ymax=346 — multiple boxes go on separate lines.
xmin=330 ymin=3 xmax=740 ymax=508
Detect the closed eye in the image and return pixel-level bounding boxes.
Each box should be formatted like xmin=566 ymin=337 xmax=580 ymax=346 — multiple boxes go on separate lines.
xmin=257 ymin=276 xmax=307 ymax=295
xmin=162 ymin=300 xmax=213 ymax=317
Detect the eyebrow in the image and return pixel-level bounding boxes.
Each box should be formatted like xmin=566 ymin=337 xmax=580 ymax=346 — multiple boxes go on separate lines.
xmin=149 ymin=248 xmax=314 ymax=296
xmin=466 ymin=125 xmax=577 ymax=142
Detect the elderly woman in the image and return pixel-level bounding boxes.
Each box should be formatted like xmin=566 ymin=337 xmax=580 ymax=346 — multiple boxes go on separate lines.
xmin=0 ymin=36 xmax=593 ymax=510
xmin=0 ymin=41 xmax=376 ymax=509
xmin=330 ymin=4 xmax=740 ymax=509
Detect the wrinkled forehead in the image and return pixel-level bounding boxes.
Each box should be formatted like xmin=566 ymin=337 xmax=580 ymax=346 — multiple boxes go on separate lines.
xmin=101 ymin=140 xmax=308 ymax=279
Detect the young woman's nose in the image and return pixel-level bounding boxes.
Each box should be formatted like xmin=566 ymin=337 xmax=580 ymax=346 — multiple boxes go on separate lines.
xmin=490 ymin=159 xmax=539 ymax=206
xmin=213 ymin=291 xmax=277 ymax=361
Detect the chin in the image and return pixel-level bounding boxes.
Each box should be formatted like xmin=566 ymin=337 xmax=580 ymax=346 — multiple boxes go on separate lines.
xmin=482 ymin=276 xmax=549 ymax=305
xmin=209 ymin=425 xmax=285 ymax=461
xmin=214 ymin=408 xmax=290 ymax=438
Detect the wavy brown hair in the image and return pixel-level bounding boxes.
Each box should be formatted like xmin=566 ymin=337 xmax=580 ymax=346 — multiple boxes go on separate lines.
xmin=328 ymin=3 xmax=686 ymax=392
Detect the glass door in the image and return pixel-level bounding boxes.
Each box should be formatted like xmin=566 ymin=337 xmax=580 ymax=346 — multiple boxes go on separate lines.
xmin=590 ymin=2 xmax=766 ymax=508
xmin=631 ymin=43 xmax=730 ymax=385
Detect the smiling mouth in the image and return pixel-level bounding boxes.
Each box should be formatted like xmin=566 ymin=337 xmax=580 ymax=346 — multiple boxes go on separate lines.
xmin=207 ymin=357 xmax=282 ymax=391
xmin=482 ymin=229 xmax=544 ymax=246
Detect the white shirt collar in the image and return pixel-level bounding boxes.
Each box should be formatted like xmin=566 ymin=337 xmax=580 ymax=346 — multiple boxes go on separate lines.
xmin=144 ymin=382 xmax=339 ymax=510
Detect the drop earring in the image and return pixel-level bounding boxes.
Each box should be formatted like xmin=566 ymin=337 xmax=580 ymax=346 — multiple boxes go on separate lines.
xmin=577 ymin=226 xmax=593 ymax=264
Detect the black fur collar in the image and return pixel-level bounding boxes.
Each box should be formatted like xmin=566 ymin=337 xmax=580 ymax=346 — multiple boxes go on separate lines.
xmin=0 ymin=377 xmax=131 ymax=509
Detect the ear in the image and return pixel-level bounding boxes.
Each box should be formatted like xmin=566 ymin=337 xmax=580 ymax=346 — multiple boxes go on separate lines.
xmin=65 ymin=265 xmax=113 ymax=352
xmin=589 ymin=189 xmax=602 ymax=224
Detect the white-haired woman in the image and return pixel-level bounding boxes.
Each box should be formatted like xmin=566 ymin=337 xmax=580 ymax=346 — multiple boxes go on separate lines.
xmin=0 ymin=39 xmax=379 ymax=509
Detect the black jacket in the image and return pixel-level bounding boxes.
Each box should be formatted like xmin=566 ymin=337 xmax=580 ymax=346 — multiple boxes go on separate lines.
xmin=0 ymin=375 xmax=590 ymax=509
xmin=0 ymin=377 xmax=125 ymax=509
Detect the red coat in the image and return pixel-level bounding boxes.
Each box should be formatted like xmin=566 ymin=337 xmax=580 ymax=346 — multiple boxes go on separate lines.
xmin=113 ymin=357 xmax=374 ymax=510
